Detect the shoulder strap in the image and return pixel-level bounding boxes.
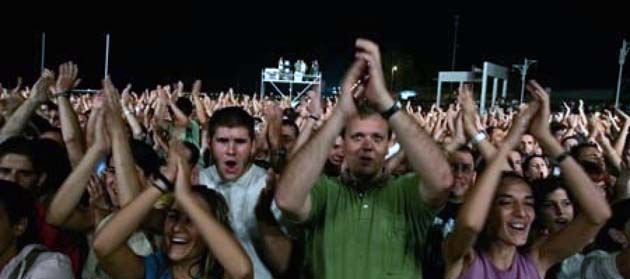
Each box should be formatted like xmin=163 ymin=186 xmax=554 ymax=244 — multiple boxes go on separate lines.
xmin=8 ymin=247 xmax=46 ymax=279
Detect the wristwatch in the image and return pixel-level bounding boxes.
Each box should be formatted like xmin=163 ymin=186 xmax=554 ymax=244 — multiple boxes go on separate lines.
xmin=380 ymin=101 xmax=402 ymax=120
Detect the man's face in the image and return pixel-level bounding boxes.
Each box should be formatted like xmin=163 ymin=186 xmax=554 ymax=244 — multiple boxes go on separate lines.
xmin=343 ymin=115 xmax=389 ymax=180
xmin=281 ymin=125 xmax=298 ymax=152
xmin=519 ymin=134 xmax=536 ymax=156
xmin=450 ymin=151 xmax=476 ymax=199
xmin=211 ymin=127 xmax=254 ymax=182
xmin=0 ymin=154 xmax=39 ymax=190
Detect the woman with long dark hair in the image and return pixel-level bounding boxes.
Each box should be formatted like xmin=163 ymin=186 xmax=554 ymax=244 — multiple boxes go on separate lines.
xmin=93 ymin=145 xmax=252 ymax=279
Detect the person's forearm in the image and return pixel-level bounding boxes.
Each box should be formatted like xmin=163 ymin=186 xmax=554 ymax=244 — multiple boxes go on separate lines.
xmin=289 ymin=118 xmax=315 ymax=158
xmin=613 ymin=169 xmax=630 ymax=203
xmin=123 ymin=111 xmax=144 ymax=140
xmin=168 ymin=101 xmax=190 ymax=127
xmin=176 ymin=190 xmax=253 ymax=279
xmin=540 ymin=134 xmax=611 ymax=224
xmin=112 ymin=129 xmax=141 ymax=207
xmin=85 ymin=108 xmax=99 ymax=148
xmin=93 ymin=186 xmax=162 ymax=257
xmin=601 ymin=139 xmax=622 ymax=172
xmin=275 ymin=109 xmax=345 ymax=217
xmin=47 ymin=146 xmax=103 ymax=226
xmin=256 ymin=219 xmax=293 ymax=275
xmin=193 ymin=96 xmax=208 ymax=125
xmin=615 ymin=123 xmax=630 ymax=155
xmin=57 ymin=96 xmax=86 ymax=167
xmin=389 ymin=111 xmax=453 ymax=197
xmin=0 ymin=98 xmax=38 ymax=137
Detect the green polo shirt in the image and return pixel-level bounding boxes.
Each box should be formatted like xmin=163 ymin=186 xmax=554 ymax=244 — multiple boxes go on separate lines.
xmin=302 ymin=173 xmax=437 ymax=279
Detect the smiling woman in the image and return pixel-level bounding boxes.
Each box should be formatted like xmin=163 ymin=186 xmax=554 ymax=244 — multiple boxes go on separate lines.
xmin=443 ymin=81 xmax=611 ymax=279
xmin=92 ymin=145 xmax=253 ymax=279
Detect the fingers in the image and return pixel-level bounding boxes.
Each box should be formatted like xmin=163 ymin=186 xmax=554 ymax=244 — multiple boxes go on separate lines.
xmin=341 ymin=58 xmax=367 ymax=94
xmin=193 ymin=80 xmax=202 ymax=94
xmin=355 ymin=38 xmax=381 ymax=64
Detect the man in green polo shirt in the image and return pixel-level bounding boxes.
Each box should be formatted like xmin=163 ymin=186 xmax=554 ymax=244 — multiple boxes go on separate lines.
xmin=275 ymin=39 xmax=453 ymax=278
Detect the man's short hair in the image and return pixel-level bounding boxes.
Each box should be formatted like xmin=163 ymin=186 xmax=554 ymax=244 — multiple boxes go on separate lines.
xmin=342 ymin=103 xmax=392 ymax=139
xmin=207 ymin=106 xmax=255 ymax=140
xmin=522 ymin=154 xmax=548 ymax=172
xmin=175 ymin=97 xmax=194 ymax=117
xmin=282 ymin=119 xmax=300 ymax=137
xmin=130 ymin=139 xmax=160 ymax=177
xmin=0 ymin=137 xmax=41 ymax=173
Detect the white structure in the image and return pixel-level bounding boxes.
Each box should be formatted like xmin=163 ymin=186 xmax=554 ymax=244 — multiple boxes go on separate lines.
xmin=260 ymin=68 xmax=322 ymax=107
xmin=436 ymin=62 xmax=508 ymax=113
xmin=616 ymin=39 xmax=629 ymax=107
xmin=513 ymin=58 xmax=537 ymax=104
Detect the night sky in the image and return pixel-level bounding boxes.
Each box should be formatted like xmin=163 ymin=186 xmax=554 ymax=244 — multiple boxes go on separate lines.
xmin=1 ymin=2 xmax=628 ymax=99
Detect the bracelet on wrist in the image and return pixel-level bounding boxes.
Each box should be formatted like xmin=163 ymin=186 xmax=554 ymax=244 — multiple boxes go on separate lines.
xmin=56 ymin=91 xmax=71 ymax=98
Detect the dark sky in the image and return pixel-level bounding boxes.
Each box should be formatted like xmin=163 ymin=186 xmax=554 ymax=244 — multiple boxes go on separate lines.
xmin=1 ymin=1 xmax=628 ymax=96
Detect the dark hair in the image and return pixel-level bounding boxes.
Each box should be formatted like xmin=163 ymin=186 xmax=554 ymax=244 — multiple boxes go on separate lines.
xmin=561 ymin=135 xmax=582 ymax=149
xmin=570 ymin=142 xmax=599 ymax=161
xmin=187 ymin=186 xmax=231 ymax=278
xmin=175 ymin=97 xmax=194 ymax=117
xmin=0 ymin=137 xmax=41 ymax=174
xmin=130 ymin=139 xmax=160 ymax=177
xmin=0 ymin=180 xmax=39 ymax=249
xmin=550 ymin=122 xmax=567 ymax=134
xmin=283 ymin=108 xmax=299 ymax=123
xmin=31 ymin=139 xmax=72 ymax=198
xmin=207 ymin=107 xmax=255 ymax=140
xmin=596 ymin=199 xmax=630 ymax=252
xmin=477 ymin=172 xmax=533 ymax=250
xmin=532 ymin=178 xmax=576 ymax=231
xmin=282 ymin=119 xmax=300 ymax=138
xmin=182 ymin=141 xmax=200 ymax=166
xmin=522 ymin=155 xmax=548 ymax=173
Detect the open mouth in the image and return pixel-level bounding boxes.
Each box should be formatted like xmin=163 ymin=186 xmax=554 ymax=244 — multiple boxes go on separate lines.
xmin=170 ymin=236 xmax=189 ymax=245
xmin=508 ymin=221 xmax=527 ymax=232
xmin=224 ymin=160 xmax=238 ymax=172
xmin=554 ymin=218 xmax=569 ymax=226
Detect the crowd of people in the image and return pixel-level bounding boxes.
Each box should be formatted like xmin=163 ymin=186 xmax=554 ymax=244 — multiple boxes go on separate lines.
xmin=0 ymin=38 xmax=629 ymax=279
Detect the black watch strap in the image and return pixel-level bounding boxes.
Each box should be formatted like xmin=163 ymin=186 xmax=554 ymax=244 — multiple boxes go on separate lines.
xmin=380 ymin=101 xmax=401 ymax=120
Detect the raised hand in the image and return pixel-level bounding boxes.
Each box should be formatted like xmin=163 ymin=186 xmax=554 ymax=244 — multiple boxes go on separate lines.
xmin=354 ymin=39 xmax=393 ymax=112
xmin=192 ymin=80 xmax=202 ymax=99
xmin=10 ymin=77 xmax=22 ymax=96
xmin=526 ymin=80 xmax=552 ymax=139
xmin=121 ymin=84 xmax=132 ymax=108
xmin=87 ymin=175 xmax=112 ymax=212
xmin=30 ymin=69 xmax=55 ymax=104
xmin=307 ymin=86 xmax=323 ymax=118
xmin=53 ymin=61 xmax=80 ymax=95
xmin=93 ymin=108 xmax=112 ymax=155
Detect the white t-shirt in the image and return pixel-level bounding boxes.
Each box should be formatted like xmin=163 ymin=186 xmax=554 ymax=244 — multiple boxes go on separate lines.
xmin=199 ymin=164 xmax=283 ymax=279
xmin=0 ymin=244 xmax=74 ymax=279
xmin=581 ymin=250 xmax=623 ymax=279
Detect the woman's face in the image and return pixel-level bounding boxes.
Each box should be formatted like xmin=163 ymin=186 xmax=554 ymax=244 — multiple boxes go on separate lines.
xmin=486 ymin=180 xmax=535 ymax=247
xmin=541 ymin=188 xmax=575 ymax=234
xmin=164 ymin=195 xmax=207 ymax=263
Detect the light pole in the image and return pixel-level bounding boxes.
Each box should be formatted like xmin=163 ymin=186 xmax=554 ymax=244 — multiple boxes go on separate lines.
xmin=615 ymin=39 xmax=629 ymax=108
xmin=513 ymin=58 xmax=537 ymax=104
xmin=391 ymin=65 xmax=398 ymax=92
